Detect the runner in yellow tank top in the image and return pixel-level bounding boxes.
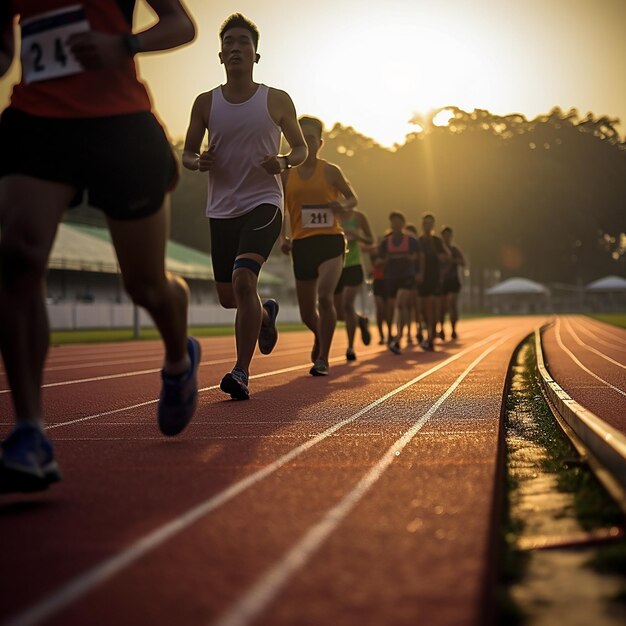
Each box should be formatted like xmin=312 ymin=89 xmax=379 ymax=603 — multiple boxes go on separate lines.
xmin=281 ymin=116 xmax=358 ymax=376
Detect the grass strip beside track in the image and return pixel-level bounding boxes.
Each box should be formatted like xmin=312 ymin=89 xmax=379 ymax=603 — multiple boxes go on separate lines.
xmin=588 ymin=314 xmax=626 ymax=330
xmin=498 ymin=338 xmax=626 ymax=624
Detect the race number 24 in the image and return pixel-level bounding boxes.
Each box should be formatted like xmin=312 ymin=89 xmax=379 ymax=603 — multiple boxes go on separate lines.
xmin=20 ymin=5 xmax=90 ymax=84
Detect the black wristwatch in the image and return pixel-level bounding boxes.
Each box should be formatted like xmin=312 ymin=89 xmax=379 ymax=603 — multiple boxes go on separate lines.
xmin=279 ymin=156 xmax=292 ymax=171
xmin=123 ymin=33 xmax=143 ymax=57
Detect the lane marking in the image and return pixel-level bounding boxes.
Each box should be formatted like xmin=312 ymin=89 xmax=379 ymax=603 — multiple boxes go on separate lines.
xmin=0 ymin=348 xmax=324 ymax=394
xmin=44 ymin=347 xmax=386 ymax=429
xmin=581 ymin=317 xmax=626 ymax=346
xmin=569 ymin=317 xmax=626 ymax=354
xmin=554 ymin=318 xmax=625 ymax=397
xmin=566 ymin=318 xmax=626 ymax=369
xmin=214 ymin=333 xmax=514 ymax=626
xmin=4 ymin=331 xmax=504 ymax=626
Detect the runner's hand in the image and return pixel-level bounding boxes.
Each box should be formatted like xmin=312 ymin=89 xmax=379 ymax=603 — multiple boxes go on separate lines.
xmin=280 ymin=238 xmax=292 ymax=255
xmin=198 ymin=146 xmax=216 ymax=172
xmin=260 ymin=155 xmax=282 ymax=175
xmin=67 ymin=32 xmax=128 ymax=70
xmin=328 ymin=200 xmax=344 ymax=214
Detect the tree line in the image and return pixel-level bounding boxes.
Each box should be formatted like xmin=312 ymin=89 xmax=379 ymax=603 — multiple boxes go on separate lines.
xmin=68 ymin=106 xmax=626 ymax=285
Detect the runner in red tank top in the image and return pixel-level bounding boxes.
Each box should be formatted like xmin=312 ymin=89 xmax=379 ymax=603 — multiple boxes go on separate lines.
xmin=0 ymin=1 xmax=199 ymax=494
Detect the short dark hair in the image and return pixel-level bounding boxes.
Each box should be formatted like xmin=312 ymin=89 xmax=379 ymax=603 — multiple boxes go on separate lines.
xmin=299 ymin=116 xmax=324 ymax=139
xmin=405 ymin=223 xmax=418 ymax=235
xmin=422 ymin=212 xmax=435 ymax=221
xmin=220 ymin=14 xmax=259 ymax=50
xmin=441 ymin=226 xmax=453 ymax=235
xmin=389 ymin=211 xmax=406 ymax=222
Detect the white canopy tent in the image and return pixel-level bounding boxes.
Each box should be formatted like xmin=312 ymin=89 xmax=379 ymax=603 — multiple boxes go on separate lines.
xmin=486 ymin=277 xmax=550 ymax=296
xmin=586 ymin=275 xmax=626 ymax=292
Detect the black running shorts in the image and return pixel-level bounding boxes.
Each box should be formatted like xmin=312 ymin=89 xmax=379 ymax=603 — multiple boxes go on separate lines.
xmin=210 ymin=204 xmax=282 ymax=283
xmin=386 ymin=276 xmax=415 ymax=298
xmin=372 ymin=278 xmax=387 ymax=299
xmin=417 ymin=278 xmax=442 ymax=298
xmin=441 ymin=277 xmax=461 ymax=295
xmin=0 ymin=107 xmax=178 ymax=220
xmin=291 ymin=234 xmax=345 ymax=281
xmin=334 ymin=264 xmax=364 ymax=294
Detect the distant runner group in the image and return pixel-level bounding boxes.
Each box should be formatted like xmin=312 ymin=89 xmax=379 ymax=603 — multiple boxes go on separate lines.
xmin=0 ymin=6 xmax=464 ymax=493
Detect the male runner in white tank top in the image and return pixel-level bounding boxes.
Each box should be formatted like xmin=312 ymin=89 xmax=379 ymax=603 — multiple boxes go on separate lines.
xmin=183 ymin=14 xmax=307 ymax=400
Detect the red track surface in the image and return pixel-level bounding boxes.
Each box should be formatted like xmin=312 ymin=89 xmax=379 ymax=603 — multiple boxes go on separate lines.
xmin=1 ymin=317 xmax=544 ymax=626
xmin=542 ymin=316 xmax=626 ymax=433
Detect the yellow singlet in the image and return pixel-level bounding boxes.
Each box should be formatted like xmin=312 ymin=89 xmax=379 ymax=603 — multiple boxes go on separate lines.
xmin=285 ymin=159 xmax=344 ymax=240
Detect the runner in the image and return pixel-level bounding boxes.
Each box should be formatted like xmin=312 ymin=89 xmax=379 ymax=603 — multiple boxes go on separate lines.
xmin=183 ymin=14 xmax=307 ymax=399
xmin=334 ymin=209 xmax=374 ymax=361
xmin=405 ymin=223 xmax=421 ymax=346
xmin=378 ymin=212 xmax=422 ymax=355
xmin=368 ymin=241 xmax=389 ymax=345
xmin=418 ymin=213 xmax=450 ymax=351
xmin=0 ymin=0 xmax=199 ymax=494
xmin=281 ymin=116 xmax=357 ymax=376
xmin=438 ymin=226 xmax=465 ymax=340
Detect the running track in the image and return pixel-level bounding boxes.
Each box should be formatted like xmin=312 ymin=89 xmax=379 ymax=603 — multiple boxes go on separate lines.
xmin=541 ymin=315 xmax=626 ymax=434
xmin=1 ymin=316 xmax=545 ymax=626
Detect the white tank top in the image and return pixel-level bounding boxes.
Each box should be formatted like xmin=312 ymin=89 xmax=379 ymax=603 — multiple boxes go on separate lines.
xmin=206 ymin=84 xmax=283 ymax=219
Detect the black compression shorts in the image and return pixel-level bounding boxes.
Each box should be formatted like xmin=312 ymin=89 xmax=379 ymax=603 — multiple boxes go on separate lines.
xmin=210 ymin=204 xmax=282 ymax=283
xmin=0 ymin=107 xmax=178 ymax=220
xmin=291 ymin=234 xmax=345 ymax=281
xmin=334 ymin=264 xmax=364 ymax=294
xmin=385 ymin=276 xmax=415 ymax=298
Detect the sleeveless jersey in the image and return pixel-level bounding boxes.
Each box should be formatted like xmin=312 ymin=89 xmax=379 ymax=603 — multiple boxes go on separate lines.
xmin=206 ymin=84 xmax=283 ymax=219
xmin=341 ymin=213 xmax=362 ymax=268
xmin=285 ymin=159 xmax=343 ymax=240
xmin=9 ymin=0 xmax=152 ymax=118
xmin=382 ymin=233 xmax=418 ymax=278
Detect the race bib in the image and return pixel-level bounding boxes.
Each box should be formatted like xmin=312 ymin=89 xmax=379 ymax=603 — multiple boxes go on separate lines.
xmin=302 ymin=204 xmax=334 ymax=229
xmin=21 ymin=5 xmax=90 ymax=85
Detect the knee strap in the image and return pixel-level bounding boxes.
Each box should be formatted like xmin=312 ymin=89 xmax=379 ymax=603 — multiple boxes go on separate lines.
xmin=233 ymin=257 xmax=261 ymax=276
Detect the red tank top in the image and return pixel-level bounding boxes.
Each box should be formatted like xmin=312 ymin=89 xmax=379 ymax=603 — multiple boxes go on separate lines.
xmin=9 ymin=0 xmax=152 ymax=118
xmin=386 ymin=233 xmax=410 ymax=255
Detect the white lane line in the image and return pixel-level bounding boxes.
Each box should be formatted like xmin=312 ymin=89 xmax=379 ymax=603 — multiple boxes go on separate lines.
xmin=4 ymin=331 xmax=503 ymax=626
xmin=582 ymin=317 xmax=626 ymax=346
xmin=44 ymin=347 xmax=385 ymax=430
xmin=214 ymin=333 xmax=513 ymax=626
xmin=0 ymin=337 xmax=313 ymax=374
xmin=0 ymin=347 xmax=317 ymax=394
xmin=566 ymin=318 xmax=626 ymax=369
xmin=555 ymin=318 xmax=626 ymax=397
xmin=569 ymin=317 xmax=626 ymax=354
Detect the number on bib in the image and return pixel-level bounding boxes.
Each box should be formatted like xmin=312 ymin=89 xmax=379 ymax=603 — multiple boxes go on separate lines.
xmin=20 ymin=5 xmax=90 ymax=85
xmin=302 ymin=204 xmax=334 ymax=229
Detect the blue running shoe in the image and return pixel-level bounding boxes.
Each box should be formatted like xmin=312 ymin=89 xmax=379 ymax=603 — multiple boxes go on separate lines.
xmin=0 ymin=424 xmax=62 ymax=493
xmin=220 ymin=368 xmax=250 ymax=400
xmin=258 ymin=299 xmax=279 ymax=355
xmin=158 ymin=337 xmax=201 ymax=437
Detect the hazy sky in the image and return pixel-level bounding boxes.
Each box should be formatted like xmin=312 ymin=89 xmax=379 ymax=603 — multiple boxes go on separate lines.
xmin=2 ymin=0 xmax=626 ymax=146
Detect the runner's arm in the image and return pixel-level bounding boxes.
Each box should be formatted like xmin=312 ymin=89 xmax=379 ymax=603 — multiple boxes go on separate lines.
xmin=416 ymin=246 xmax=425 ymax=284
xmin=0 ymin=6 xmax=14 ymax=77
xmin=326 ymin=164 xmax=358 ymax=211
xmin=69 ymin=0 xmax=195 ymax=70
xmin=131 ymin=0 xmax=196 ymax=53
xmin=183 ymin=93 xmax=210 ymax=171
xmin=280 ymin=170 xmax=292 ymax=254
xmin=263 ymin=89 xmax=307 ymax=174
xmin=356 ymin=211 xmax=374 ymax=245
xmin=455 ymin=247 xmax=466 ymax=267
xmin=437 ymin=237 xmax=452 ymax=263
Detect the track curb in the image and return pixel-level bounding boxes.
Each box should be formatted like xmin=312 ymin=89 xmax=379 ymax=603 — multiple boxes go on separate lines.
xmin=535 ymin=325 xmax=626 ymax=513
